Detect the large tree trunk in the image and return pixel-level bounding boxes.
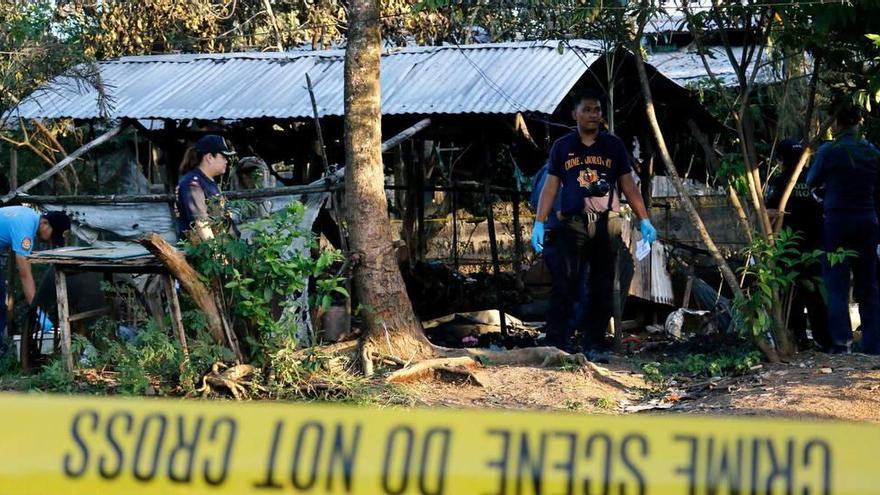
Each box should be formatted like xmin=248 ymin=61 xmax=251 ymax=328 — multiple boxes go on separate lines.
xmin=344 ymin=0 xmax=434 ymax=363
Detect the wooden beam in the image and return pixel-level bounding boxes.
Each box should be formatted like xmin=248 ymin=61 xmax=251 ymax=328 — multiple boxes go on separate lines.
xmin=381 ymin=119 xmax=431 ymax=153
xmin=68 ymin=306 xmax=112 ymax=323
xmin=1 ymin=125 xmax=123 ymax=204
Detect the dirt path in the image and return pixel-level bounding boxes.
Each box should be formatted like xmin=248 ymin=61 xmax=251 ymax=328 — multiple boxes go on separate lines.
xmin=400 ymin=352 xmax=880 ymax=422
xmin=664 ymin=351 xmax=880 ymax=422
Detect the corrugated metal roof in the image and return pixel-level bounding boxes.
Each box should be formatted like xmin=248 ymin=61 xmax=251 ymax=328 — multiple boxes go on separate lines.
xmin=13 ymin=40 xmax=605 ymax=121
xmin=647 ymin=45 xmax=781 ymax=87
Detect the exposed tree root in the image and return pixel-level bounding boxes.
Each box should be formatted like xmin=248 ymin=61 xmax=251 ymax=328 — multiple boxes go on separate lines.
xmin=196 ymin=363 xmax=263 ymax=400
xmin=385 ymin=356 xmax=479 ymax=383
xmin=368 ymin=344 xmax=631 ymax=390
xmin=439 ymin=345 xmax=573 ymax=367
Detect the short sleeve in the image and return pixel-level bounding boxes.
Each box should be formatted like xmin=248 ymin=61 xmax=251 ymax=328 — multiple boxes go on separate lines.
xmin=611 ymin=138 xmax=632 ymax=177
xmin=10 ymin=219 xmax=37 ymax=256
xmin=547 ymin=141 xmax=564 ymax=178
xmin=185 ymin=183 xmax=209 ymax=221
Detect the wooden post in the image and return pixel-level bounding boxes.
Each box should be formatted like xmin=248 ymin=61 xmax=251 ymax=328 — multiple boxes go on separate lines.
xmin=55 ymin=269 xmax=73 ymax=372
xmin=416 ymin=143 xmax=426 ymax=261
xmin=9 ymin=148 xmax=17 ymax=191
xmin=451 ymin=183 xmax=459 ymax=271
xmin=484 ymin=147 xmax=507 ymax=337
xmin=165 ymin=275 xmax=188 ymax=360
xmin=512 ymin=190 xmax=523 ymax=279
xmin=306 ymin=73 xmax=330 ymax=177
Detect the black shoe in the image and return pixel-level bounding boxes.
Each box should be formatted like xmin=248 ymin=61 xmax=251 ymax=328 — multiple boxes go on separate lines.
xmin=585 ymin=349 xmax=610 ymax=364
xmin=827 ymin=345 xmax=851 ymax=355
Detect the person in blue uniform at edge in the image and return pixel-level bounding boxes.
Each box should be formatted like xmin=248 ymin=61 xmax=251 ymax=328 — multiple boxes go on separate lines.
xmin=531 ymin=89 xmax=657 ymax=359
xmin=175 ymin=134 xmax=237 ymax=243
xmin=0 ymin=207 xmax=71 ymax=348
xmin=765 ymin=138 xmax=831 ymax=351
xmin=806 ymin=103 xmax=880 ymax=354
xmin=530 ymin=162 xmax=589 ymax=335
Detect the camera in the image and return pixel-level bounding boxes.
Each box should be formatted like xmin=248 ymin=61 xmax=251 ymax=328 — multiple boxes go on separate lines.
xmin=584 ymin=178 xmax=610 ymax=197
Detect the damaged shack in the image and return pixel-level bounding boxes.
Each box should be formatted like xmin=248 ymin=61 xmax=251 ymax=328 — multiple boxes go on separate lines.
xmin=4 ymin=39 xmax=750 ymax=363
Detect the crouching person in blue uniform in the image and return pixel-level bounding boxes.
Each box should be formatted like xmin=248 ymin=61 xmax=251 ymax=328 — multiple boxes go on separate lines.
xmin=530 ymin=89 xmax=656 ymax=359
xmin=806 ymin=103 xmax=880 ymax=354
xmin=0 ymin=207 xmax=70 ymax=344
xmin=175 ymin=134 xmax=237 ymax=243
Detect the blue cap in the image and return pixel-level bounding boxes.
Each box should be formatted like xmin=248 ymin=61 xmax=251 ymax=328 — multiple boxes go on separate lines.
xmin=195 ymin=135 xmax=236 ymax=157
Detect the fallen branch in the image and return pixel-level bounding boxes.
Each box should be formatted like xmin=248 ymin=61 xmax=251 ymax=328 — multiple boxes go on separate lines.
xmin=138 ymin=233 xmax=242 ymax=361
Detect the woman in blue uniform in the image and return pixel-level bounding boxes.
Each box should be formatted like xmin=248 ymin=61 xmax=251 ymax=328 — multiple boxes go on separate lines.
xmin=175 ymin=134 xmax=236 ymax=242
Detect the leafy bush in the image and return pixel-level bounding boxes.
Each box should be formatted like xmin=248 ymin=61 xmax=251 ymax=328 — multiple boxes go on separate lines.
xmin=734 ymin=228 xmax=854 ymax=337
xmin=184 ymin=201 xmax=347 ymax=361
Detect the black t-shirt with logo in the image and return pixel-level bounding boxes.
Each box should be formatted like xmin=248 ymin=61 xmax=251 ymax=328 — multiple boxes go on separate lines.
xmin=766 ymin=170 xmax=823 ymax=246
xmin=547 ymin=131 xmax=632 ymax=215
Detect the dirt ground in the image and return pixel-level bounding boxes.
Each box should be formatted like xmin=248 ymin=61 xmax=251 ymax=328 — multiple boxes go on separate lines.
xmin=399 ymin=351 xmax=880 ymax=422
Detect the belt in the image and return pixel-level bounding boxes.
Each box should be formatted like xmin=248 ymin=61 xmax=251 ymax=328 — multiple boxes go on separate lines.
xmin=563 ymin=211 xmax=620 ymax=223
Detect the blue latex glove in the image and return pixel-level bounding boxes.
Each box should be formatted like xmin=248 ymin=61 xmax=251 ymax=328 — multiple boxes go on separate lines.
xmin=640 ymin=218 xmax=657 ymax=245
xmin=531 ymin=221 xmax=545 ymax=254
xmin=36 ymin=308 xmax=54 ymax=334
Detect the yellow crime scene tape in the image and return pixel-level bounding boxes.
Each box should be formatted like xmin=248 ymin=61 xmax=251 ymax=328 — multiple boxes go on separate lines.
xmin=0 ymin=393 xmax=874 ymax=494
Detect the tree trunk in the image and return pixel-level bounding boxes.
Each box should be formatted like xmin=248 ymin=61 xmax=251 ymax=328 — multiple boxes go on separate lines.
xmin=344 ymin=0 xmax=433 ymax=362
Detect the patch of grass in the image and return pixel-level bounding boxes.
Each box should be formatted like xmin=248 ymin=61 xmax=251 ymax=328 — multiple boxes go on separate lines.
xmin=558 ymin=355 xmax=582 ymax=371
xmin=641 ymin=349 xmax=763 ymax=384
xmin=595 ymin=395 xmax=618 ymax=411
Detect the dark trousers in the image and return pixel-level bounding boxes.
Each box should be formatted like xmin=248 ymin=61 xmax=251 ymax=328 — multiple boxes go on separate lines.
xmin=789 ymin=245 xmax=831 ymax=350
xmin=822 ymin=211 xmax=880 ymax=353
xmin=543 ymin=229 xmax=588 ymax=336
xmin=546 ymin=214 xmax=621 ymax=350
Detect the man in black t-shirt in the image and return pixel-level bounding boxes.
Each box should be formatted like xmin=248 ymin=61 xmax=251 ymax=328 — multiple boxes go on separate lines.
xmin=531 ymin=89 xmax=656 ymax=357
xmin=766 ymin=138 xmax=830 ymax=350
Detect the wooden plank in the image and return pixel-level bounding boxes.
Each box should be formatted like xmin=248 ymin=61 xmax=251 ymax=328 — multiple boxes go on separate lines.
xmin=55 ymin=269 xmax=73 ymax=372
xmin=68 ymin=306 xmax=112 ymax=323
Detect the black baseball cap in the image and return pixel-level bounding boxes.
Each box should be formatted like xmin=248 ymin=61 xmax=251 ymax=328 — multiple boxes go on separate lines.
xmin=195 ymin=135 xmax=236 ymax=157
xmin=42 ymin=211 xmax=71 ymax=246
xmin=773 ymin=138 xmax=805 ymax=169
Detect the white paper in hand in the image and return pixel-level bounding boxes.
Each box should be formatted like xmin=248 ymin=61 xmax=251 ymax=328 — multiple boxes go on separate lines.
xmin=636 ymin=239 xmax=651 ymax=262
